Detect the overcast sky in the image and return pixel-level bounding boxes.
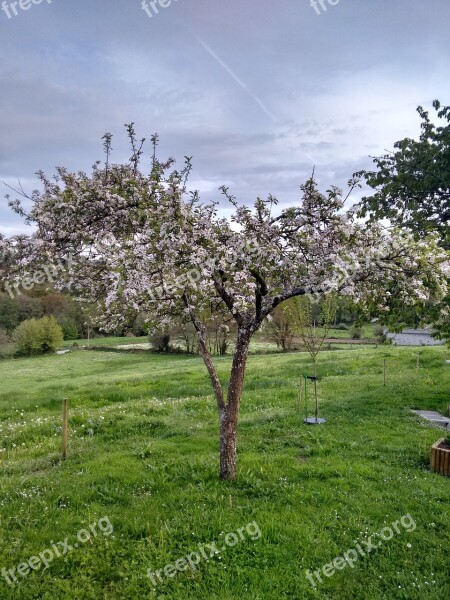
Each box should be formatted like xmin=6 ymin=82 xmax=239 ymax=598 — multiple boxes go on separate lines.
xmin=1 ymin=0 xmax=449 ymax=235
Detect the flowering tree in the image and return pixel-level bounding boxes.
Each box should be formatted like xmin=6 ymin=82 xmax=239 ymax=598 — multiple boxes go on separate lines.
xmin=2 ymin=128 xmax=448 ymax=479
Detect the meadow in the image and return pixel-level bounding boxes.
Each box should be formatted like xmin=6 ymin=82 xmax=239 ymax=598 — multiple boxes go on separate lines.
xmin=0 ymin=344 xmax=449 ymax=599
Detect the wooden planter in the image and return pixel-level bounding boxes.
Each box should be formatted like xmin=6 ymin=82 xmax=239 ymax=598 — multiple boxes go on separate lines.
xmin=430 ymin=439 xmax=450 ymax=476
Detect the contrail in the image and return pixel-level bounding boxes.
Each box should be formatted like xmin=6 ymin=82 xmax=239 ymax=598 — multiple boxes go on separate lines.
xmin=196 ymin=36 xmax=277 ymax=124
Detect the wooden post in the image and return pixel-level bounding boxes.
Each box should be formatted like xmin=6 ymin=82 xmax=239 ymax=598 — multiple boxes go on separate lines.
xmin=313 ymin=360 xmax=318 ymax=421
xmin=314 ymin=377 xmax=318 ymax=421
xmin=304 ymin=376 xmax=308 ymax=419
xmin=62 ymin=398 xmax=69 ymax=459
xmin=297 ymin=377 xmax=302 ymax=413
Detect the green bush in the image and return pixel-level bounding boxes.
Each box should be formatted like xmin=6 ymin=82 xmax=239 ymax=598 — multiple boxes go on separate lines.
xmin=350 ymin=326 xmax=362 ymax=339
xmin=12 ymin=316 xmax=64 ymax=356
xmin=374 ymin=324 xmax=386 ymax=341
xmin=60 ymin=320 xmax=79 ymax=340
xmin=150 ymin=332 xmax=171 ymax=352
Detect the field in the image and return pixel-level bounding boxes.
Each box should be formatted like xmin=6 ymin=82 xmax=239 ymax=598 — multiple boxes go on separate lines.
xmin=60 ymin=324 xmax=380 ymax=354
xmin=0 ymin=345 xmax=449 ymax=599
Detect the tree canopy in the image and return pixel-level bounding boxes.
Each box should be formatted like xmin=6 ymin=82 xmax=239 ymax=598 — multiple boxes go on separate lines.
xmin=356 ymin=101 xmax=450 ymax=341
xmin=357 ymin=100 xmax=450 ymax=249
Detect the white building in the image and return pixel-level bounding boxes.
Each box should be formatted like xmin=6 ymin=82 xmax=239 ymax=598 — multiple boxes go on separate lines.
xmin=384 ymin=328 xmax=444 ymax=346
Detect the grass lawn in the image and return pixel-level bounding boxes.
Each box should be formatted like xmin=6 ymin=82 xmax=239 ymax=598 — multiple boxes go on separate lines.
xmin=0 ymin=346 xmax=449 ymax=599
xmin=61 ymin=326 xmax=380 ymax=355
xmin=313 ymin=324 xmax=378 ymax=340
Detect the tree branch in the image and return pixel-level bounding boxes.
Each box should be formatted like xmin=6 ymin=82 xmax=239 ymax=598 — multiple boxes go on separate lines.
xmin=249 ymin=268 xmax=268 ymax=322
xmin=182 ymin=294 xmax=225 ymax=412
xmin=212 ymin=275 xmax=244 ymax=327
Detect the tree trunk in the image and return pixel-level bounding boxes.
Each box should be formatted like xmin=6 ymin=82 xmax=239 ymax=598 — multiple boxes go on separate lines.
xmin=219 ymin=409 xmax=238 ymax=480
xmin=219 ymin=328 xmax=251 ymax=480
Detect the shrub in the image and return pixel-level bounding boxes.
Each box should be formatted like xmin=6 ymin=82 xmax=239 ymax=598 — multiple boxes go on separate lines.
xmin=60 ymin=320 xmax=79 ymax=340
xmin=150 ymin=332 xmax=171 ymax=352
xmin=13 ymin=316 xmax=64 ymax=356
xmin=334 ymin=322 xmax=349 ymax=330
xmin=373 ymin=324 xmax=386 ymax=341
xmin=350 ymin=326 xmax=362 ymax=340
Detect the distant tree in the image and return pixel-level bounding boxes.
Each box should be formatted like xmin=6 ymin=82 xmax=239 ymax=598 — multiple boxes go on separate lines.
xmin=41 ymin=293 xmax=83 ymax=339
xmin=357 ymin=100 xmax=450 ymax=249
xmin=0 ymin=294 xmax=44 ymax=334
xmin=265 ymin=305 xmax=295 ymax=351
xmin=0 ymin=294 xmax=19 ymax=333
xmin=333 ymin=296 xmax=360 ymax=325
xmin=357 ymin=100 xmax=450 ymax=341
xmin=0 ymin=329 xmax=10 ymax=347
xmin=2 ymin=128 xmax=447 ymax=479
xmin=41 ymin=293 xmax=70 ymax=318
xmin=0 ymin=328 xmax=14 ymax=359
xmin=176 ymin=322 xmax=198 ymax=354
xmin=16 ymin=295 xmax=44 ymax=323
xmin=206 ymin=320 xmax=231 ymax=356
xmin=150 ymin=331 xmax=171 ymax=353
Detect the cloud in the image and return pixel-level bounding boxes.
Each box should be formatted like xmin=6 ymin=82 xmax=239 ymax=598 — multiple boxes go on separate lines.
xmin=1 ymin=0 xmax=449 ymax=234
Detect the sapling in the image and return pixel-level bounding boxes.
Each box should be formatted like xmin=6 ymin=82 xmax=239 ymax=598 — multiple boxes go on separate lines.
xmin=285 ymin=295 xmax=336 ymax=421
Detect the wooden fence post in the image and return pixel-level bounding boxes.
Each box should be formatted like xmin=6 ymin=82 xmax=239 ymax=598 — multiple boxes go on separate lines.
xmin=62 ymin=398 xmax=69 ymax=459
xmin=297 ymin=377 xmax=302 ymax=413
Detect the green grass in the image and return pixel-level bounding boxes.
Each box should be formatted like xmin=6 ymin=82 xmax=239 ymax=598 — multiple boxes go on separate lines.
xmin=62 ymin=321 xmax=379 ymax=352
xmin=312 ymin=324 xmax=377 ymax=339
xmin=0 ymin=346 xmax=449 ymax=599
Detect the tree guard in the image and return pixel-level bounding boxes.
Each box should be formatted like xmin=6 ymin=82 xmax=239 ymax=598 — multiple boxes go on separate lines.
xmin=303 ymin=374 xmax=326 ymax=425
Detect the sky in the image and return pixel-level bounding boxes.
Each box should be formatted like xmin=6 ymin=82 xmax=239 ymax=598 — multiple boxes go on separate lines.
xmin=0 ymin=0 xmax=449 ymax=235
